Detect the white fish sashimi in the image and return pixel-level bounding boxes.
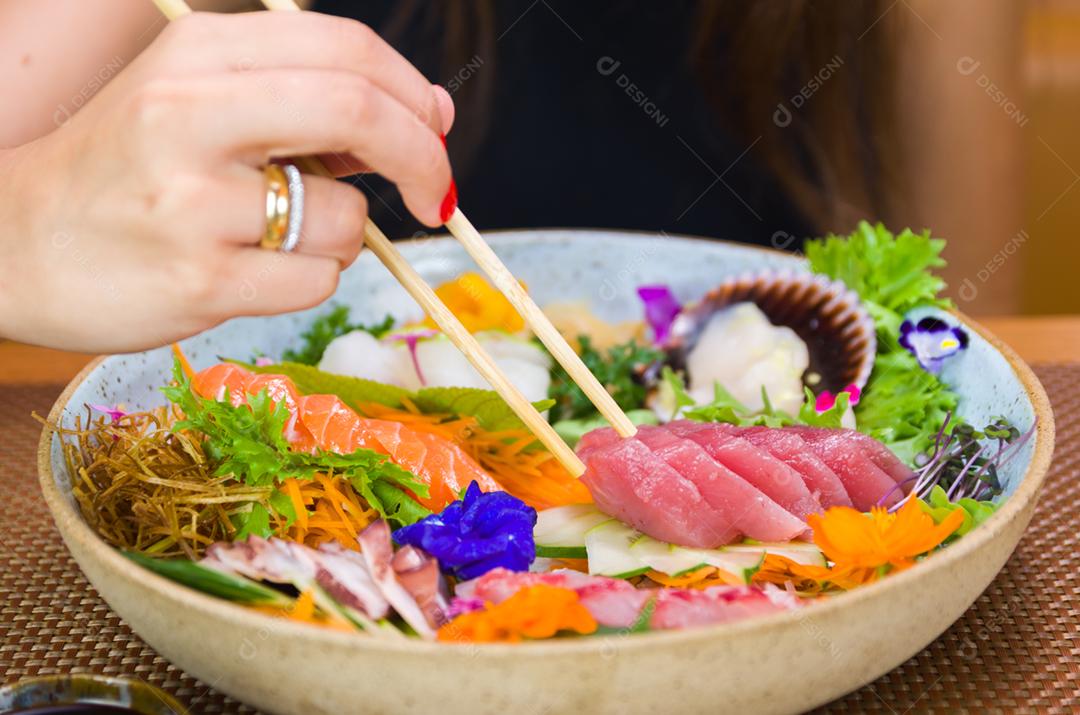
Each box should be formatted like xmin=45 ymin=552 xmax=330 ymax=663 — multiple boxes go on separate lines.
xmin=319 ymin=330 xmax=414 ymax=386
xmin=319 ymin=329 xmax=552 ymax=404
xmin=685 ymin=303 xmax=808 ymax=414
xmin=414 ymin=333 xmax=552 ymax=403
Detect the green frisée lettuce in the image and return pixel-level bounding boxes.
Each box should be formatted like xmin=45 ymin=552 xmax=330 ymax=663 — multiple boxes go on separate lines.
xmin=805 ymin=222 xmax=952 ymax=343
xmin=806 ymin=222 xmax=960 ymax=463
xmin=163 ymin=359 xmax=428 ymax=519
xmin=661 ymin=367 xmax=851 ymax=429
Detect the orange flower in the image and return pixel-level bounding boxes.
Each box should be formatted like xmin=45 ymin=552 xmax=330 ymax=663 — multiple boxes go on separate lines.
xmin=809 ymin=497 xmax=966 ymax=572
xmin=753 ymin=499 xmax=967 ymax=592
xmin=423 ymin=272 xmax=526 ymax=334
xmin=437 ymin=585 xmax=597 ymax=643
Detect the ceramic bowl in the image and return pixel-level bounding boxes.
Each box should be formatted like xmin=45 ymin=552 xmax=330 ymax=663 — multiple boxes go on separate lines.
xmin=38 ymin=230 xmax=1054 ymax=715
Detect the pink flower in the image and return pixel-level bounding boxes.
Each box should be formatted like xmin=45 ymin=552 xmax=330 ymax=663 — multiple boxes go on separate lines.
xmin=815 ymin=384 xmax=861 ymax=413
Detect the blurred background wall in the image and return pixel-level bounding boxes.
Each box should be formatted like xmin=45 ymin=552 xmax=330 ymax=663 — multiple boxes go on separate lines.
xmin=1025 ymin=0 xmax=1080 ymax=313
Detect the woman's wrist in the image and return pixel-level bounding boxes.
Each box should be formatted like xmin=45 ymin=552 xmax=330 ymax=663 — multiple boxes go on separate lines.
xmin=0 ymin=143 xmax=51 ymax=345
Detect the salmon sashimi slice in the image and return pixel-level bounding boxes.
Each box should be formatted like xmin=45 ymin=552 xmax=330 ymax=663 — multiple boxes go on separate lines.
xmin=666 ymin=421 xmax=824 ymax=520
xmin=634 ymin=426 xmax=808 ymax=543
xmin=192 ymin=364 xmax=499 ymax=511
xmin=579 ymin=428 xmax=738 ymax=548
xmin=352 ymin=419 xmax=500 ymax=510
xmin=737 ymin=427 xmax=854 ymax=509
xmin=192 ymin=362 xmax=255 ymax=405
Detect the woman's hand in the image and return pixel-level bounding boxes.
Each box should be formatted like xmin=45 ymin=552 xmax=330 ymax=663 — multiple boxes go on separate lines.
xmin=0 ymin=11 xmax=455 ymax=352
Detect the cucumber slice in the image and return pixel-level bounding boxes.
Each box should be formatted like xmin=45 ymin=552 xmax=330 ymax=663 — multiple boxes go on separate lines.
xmin=698 ymin=551 xmax=766 ymax=584
xmin=629 ymin=537 xmax=709 ymax=577
xmin=585 ymin=520 xmax=649 ymax=578
xmin=534 ymin=504 xmax=612 ymax=559
xmin=535 ymin=545 xmax=589 ymax=559
xmin=724 ymin=542 xmax=826 ymax=567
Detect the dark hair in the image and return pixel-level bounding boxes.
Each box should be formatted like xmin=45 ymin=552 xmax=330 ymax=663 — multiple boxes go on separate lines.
xmin=380 ymin=1 xmax=900 ymax=233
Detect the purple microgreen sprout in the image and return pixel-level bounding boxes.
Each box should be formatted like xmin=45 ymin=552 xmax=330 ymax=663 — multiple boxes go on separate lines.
xmin=884 ymin=414 xmax=1031 ymax=511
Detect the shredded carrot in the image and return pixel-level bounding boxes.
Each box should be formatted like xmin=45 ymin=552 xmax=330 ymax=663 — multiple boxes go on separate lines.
xmin=283 ymin=478 xmax=308 ymax=530
xmin=292 ymin=589 xmax=317 ymax=621
xmin=358 ymin=402 xmax=592 ymax=510
xmin=251 ymin=590 xmax=355 ymax=632
xmin=170 ymin=343 xmax=195 ymax=380
xmin=276 ymin=474 xmax=377 ymax=551
xmin=646 ymin=567 xmax=746 ymax=589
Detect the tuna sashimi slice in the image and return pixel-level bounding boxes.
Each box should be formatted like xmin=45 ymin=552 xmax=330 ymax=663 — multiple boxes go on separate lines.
xmin=787 ymin=426 xmax=914 ymax=484
xmin=633 ymin=426 xmax=809 ymax=544
xmin=737 ymin=427 xmax=853 ymax=509
xmin=576 ymin=427 xmax=623 ymax=461
xmin=785 ymin=430 xmax=902 ymax=509
xmin=667 ymin=421 xmax=823 ymax=519
xmin=579 ymin=429 xmax=739 ymax=547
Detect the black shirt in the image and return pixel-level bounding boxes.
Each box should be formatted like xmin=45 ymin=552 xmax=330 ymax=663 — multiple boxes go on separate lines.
xmin=312 ymin=0 xmax=812 ymax=247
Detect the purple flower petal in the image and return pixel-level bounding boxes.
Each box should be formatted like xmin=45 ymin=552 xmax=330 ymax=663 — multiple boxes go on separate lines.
xmin=637 ymin=285 xmax=682 ymax=344
xmin=383 ymin=330 xmax=439 ymax=387
xmin=899 ymin=318 xmax=969 ymax=374
xmin=89 ymin=404 xmax=127 ymax=422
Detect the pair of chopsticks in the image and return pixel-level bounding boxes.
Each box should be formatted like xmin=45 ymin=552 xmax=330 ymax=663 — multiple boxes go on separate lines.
xmin=150 ymin=0 xmax=638 ymax=476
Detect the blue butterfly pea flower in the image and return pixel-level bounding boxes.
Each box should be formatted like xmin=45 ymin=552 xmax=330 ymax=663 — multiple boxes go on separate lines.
xmin=392 ymin=481 xmax=537 ymax=581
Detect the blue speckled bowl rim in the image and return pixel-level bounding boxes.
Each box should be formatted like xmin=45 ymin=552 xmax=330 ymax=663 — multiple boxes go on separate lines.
xmin=36 ymin=230 xmax=1055 ymax=658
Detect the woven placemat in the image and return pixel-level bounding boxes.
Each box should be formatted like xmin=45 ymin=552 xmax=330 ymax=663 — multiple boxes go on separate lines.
xmin=2 ymin=368 xmax=1078 ymax=714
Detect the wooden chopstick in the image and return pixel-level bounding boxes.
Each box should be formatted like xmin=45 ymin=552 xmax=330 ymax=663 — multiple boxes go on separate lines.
xmin=149 ymin=0 xmax=588 ymax=476
xmin=443 ymin=211 xmax=638 ymax=437
xmin=254 ymin=0 xmax=638 ymax=439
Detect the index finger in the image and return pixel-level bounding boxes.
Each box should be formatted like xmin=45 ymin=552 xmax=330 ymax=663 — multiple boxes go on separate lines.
xmin=157 ymin=11 xmax=447 ymax=135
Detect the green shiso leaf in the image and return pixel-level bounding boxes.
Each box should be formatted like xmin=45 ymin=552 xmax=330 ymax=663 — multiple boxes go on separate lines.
xmin=241 ymin=360 xmax=410 ymax=409
xmin=124 ymin=551 xmax=293 ymax=608
xmin=281 ymin=305 xmax=395 ymax=366
xmin=806 ymin=221 xmax=959 ymax=462
xmin=241 ymin=361 xmax=551 ymax=433
xmin=412 ymin=386 xmax=555 ymax=432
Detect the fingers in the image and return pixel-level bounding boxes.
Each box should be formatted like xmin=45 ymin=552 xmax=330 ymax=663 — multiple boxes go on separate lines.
xmin=433 ymin=85 xmax=455 ymax=134
xmin=159 ymin=12 xmax=446 ymax=134
xmin=220 ymin=250 xmax=342 ymax=318
xmin=217 ymin=170 xmax=367 ymax=267
xmin=147 ymin=69 xmax=450 ymax=225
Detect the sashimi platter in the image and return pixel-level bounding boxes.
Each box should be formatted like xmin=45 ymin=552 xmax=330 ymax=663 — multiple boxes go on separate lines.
xmin=39 ymin=225 xmax=1054 ymax=715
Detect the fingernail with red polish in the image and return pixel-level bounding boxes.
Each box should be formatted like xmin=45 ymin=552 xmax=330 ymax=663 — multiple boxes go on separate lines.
xmin=439 ymin=132 xmax=447 ymax=149
xmin=440 ymin=179 xmax=458 ymax=224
